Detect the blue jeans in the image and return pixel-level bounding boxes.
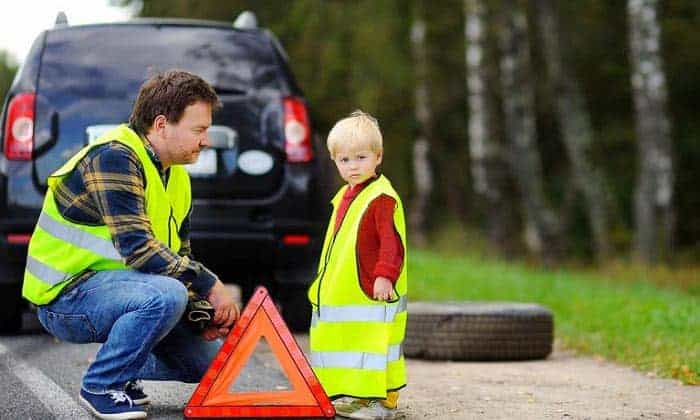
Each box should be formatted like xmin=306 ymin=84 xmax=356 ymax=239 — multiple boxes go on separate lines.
xmin=37 ymin=270 xmax=221 ymax=393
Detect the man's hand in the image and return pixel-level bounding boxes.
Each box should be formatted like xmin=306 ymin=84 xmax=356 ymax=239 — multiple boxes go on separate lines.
xmin=373 ymin=277 xmax=394 ymax=301
xmin=204 ymin=280 xmax=240 ymax=340
xmin=202 ymin=324 xmax=225 ymax=341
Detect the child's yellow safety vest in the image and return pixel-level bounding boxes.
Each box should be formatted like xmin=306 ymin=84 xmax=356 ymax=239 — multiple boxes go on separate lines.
xmin=307 ymin=175 xmax=408 ymax=398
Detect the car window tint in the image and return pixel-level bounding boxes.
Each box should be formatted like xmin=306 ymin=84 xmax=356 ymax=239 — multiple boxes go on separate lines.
xmin=42 ymin=25 xmax=282 ymax=94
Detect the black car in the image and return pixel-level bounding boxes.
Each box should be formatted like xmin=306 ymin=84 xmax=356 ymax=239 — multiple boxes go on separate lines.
xmin=0 ymin=12 xmax=329 ymax=333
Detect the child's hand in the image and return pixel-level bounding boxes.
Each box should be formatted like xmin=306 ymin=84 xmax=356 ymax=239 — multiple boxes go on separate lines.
xmin=373 ymin=277 xmax=394 ymax=301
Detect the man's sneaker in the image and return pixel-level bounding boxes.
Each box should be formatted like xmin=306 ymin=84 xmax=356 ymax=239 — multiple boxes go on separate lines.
xmin=124 ymin=380 xmax=150 ymax=405
xmin=78 ymin=388 xmax=147 ymax=420
xmin=335 ymin=399 xmax=398 ymax=420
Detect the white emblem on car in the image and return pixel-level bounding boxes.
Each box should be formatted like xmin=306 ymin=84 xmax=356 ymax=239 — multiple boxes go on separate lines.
xmin=238 ymin=150 xmax=274 ymax=175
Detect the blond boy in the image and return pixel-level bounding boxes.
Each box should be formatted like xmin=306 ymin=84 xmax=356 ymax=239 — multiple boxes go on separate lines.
xmin=308 ymin=111 xmax=408 ymax=420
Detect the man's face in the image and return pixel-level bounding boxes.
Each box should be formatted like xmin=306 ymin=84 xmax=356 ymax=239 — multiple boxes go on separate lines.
xmin=333 ymin=145 xmax=382 ymax=187
xmin=162 ymin=101 xmax=212 ymax=165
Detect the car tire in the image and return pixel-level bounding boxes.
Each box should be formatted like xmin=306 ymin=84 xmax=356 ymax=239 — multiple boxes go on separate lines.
xmin=235 ymin=268 xmax=312 ymax=332
xmin=404 ymin=301 xmax=554 ymax=361
xmin=277 ymin=285 xmax=311 ymax=333
xmin=0 ymin=261 xmax=24 ymax=334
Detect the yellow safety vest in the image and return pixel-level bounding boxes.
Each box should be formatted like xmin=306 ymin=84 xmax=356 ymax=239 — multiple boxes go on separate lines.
xmin=22 ymin=124 xmax=191 ymax=304
xmin=307 ymin=175 xmax=408 ymax=399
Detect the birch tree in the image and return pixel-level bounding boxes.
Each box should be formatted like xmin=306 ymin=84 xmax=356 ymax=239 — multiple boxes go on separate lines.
xmin=627 ymin=0 xmax=675 ymax=263
xmin=500 ymin=0 xmax=561 ymax=264
xmin=464 ymin=0 xmax=514 ymax=254
xmin=535 ymin=0 xmax=611 ymax=262
xmin=410 ymin=1 xmax=434 ymax=247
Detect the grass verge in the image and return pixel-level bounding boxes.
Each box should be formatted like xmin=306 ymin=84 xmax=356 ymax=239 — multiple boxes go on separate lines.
xmin=409 ymin=249 xmax=699 ymax=385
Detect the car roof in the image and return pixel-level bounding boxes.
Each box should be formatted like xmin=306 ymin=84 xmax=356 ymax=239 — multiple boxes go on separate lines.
xmin=48 ymin=18 xmax=260 ymax=33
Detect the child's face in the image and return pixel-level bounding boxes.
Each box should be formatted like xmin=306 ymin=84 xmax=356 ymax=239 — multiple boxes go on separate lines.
xmin=333 ymin=146 xmax=382 ymax=187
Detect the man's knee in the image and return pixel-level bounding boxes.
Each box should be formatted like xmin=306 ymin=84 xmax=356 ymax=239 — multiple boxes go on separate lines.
xmin=161 ymin=280 xmax=188 ymax=319
xmin=141 ymin=276 xmax=188 ymax=320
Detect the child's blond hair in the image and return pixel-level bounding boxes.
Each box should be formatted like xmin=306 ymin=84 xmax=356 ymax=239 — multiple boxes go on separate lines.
xmin=327 ymin=110 xmax=383 ymax=159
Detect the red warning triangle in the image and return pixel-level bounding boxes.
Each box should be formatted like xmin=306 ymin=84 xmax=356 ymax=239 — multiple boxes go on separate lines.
xmin=184 ymin=286 xmax=335 ymax=418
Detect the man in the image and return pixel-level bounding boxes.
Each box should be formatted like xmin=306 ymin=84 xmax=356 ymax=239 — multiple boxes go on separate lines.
xmin=22 ymin=70 xmax=238 ymax=419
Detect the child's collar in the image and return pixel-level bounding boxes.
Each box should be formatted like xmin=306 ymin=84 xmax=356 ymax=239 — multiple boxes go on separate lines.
xmin=348 ymin=174 xmax=380 ymax=191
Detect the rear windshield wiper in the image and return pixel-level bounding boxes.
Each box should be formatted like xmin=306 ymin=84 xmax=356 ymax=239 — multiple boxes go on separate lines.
xmin=214 ymin=86 xmax=248 ymax=96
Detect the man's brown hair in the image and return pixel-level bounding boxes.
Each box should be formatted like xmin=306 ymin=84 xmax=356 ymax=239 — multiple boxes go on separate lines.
xmin=129 ymin=70 xmax=221 ymax=135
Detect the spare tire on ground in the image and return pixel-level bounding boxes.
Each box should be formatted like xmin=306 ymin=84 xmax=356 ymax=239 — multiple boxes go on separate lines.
xmin=404 ymin=301 xmax=554 ymax=361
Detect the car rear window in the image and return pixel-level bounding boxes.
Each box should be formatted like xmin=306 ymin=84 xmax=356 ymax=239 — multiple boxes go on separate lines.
xmin=32 ymin=23 xmax=290 ymax=186
xmin=41 ymin=24 xmax=284 ymax=94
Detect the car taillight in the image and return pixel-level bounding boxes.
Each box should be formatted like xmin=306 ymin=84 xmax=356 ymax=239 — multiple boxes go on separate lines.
xmin=7 ymin=233 xmax=32 ymax=245
xmin=282 ymin=234 xmax=311 ymax=246
xmin=4 ymin=92 xmax=35 ymax=160
xmin=283 ymin=97 xmax=313 ymax=163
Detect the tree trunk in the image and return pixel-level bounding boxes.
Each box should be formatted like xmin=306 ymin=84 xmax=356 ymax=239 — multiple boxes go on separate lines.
xmin=499 ymin=0 xmax=561 ymax=265
xmin=410 ymin=3 xmax=434 ymax=247
xmin=464 ymin=0 xmax=515 ymax=255
xmin=535 ymin=0 xmax=612 ymax=262
xmin=627 ymin=0 xmax=675 ymax=263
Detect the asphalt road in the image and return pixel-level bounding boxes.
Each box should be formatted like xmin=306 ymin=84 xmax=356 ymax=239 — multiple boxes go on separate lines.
xmin=0 ymin=311 xmax=291 ymax=420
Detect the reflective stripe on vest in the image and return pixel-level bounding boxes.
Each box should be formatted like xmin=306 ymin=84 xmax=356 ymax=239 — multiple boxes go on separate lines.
xmin=25 ymin=255 xmax=69 ymax=286
xmin=37 ymin=211 xmax=121 ymax=260
xmin=310 ymin=295 xmax=407 ymax=327
xmin=308 ymin=175 xmax=408 ymax=398
xmin=310 ymin=344 xmax=403 ymax=370
xmin=22 ymin=124 xmax=191 ymax=305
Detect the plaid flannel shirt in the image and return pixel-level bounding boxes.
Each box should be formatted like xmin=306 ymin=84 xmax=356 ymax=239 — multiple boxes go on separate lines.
xmin=51 ymin=134 xmax=217 ymax=296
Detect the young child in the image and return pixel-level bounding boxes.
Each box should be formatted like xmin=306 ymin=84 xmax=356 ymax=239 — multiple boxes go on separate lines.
xmin=308 ymin=110 xmax=408 ymax=420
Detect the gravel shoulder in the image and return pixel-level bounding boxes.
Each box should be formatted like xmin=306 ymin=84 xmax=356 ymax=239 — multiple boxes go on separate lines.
xmin=401 ymin=344 xmax=698 ymax=419
xmin=293 ymin=335 xmax=699 ymax=420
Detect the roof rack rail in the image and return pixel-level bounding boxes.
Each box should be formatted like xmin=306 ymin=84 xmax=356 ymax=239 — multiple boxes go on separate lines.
xmin=55 ymin=11 xmax=68 ymax=27
xmin=233 ymin=11 xmax=257 ymax=30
